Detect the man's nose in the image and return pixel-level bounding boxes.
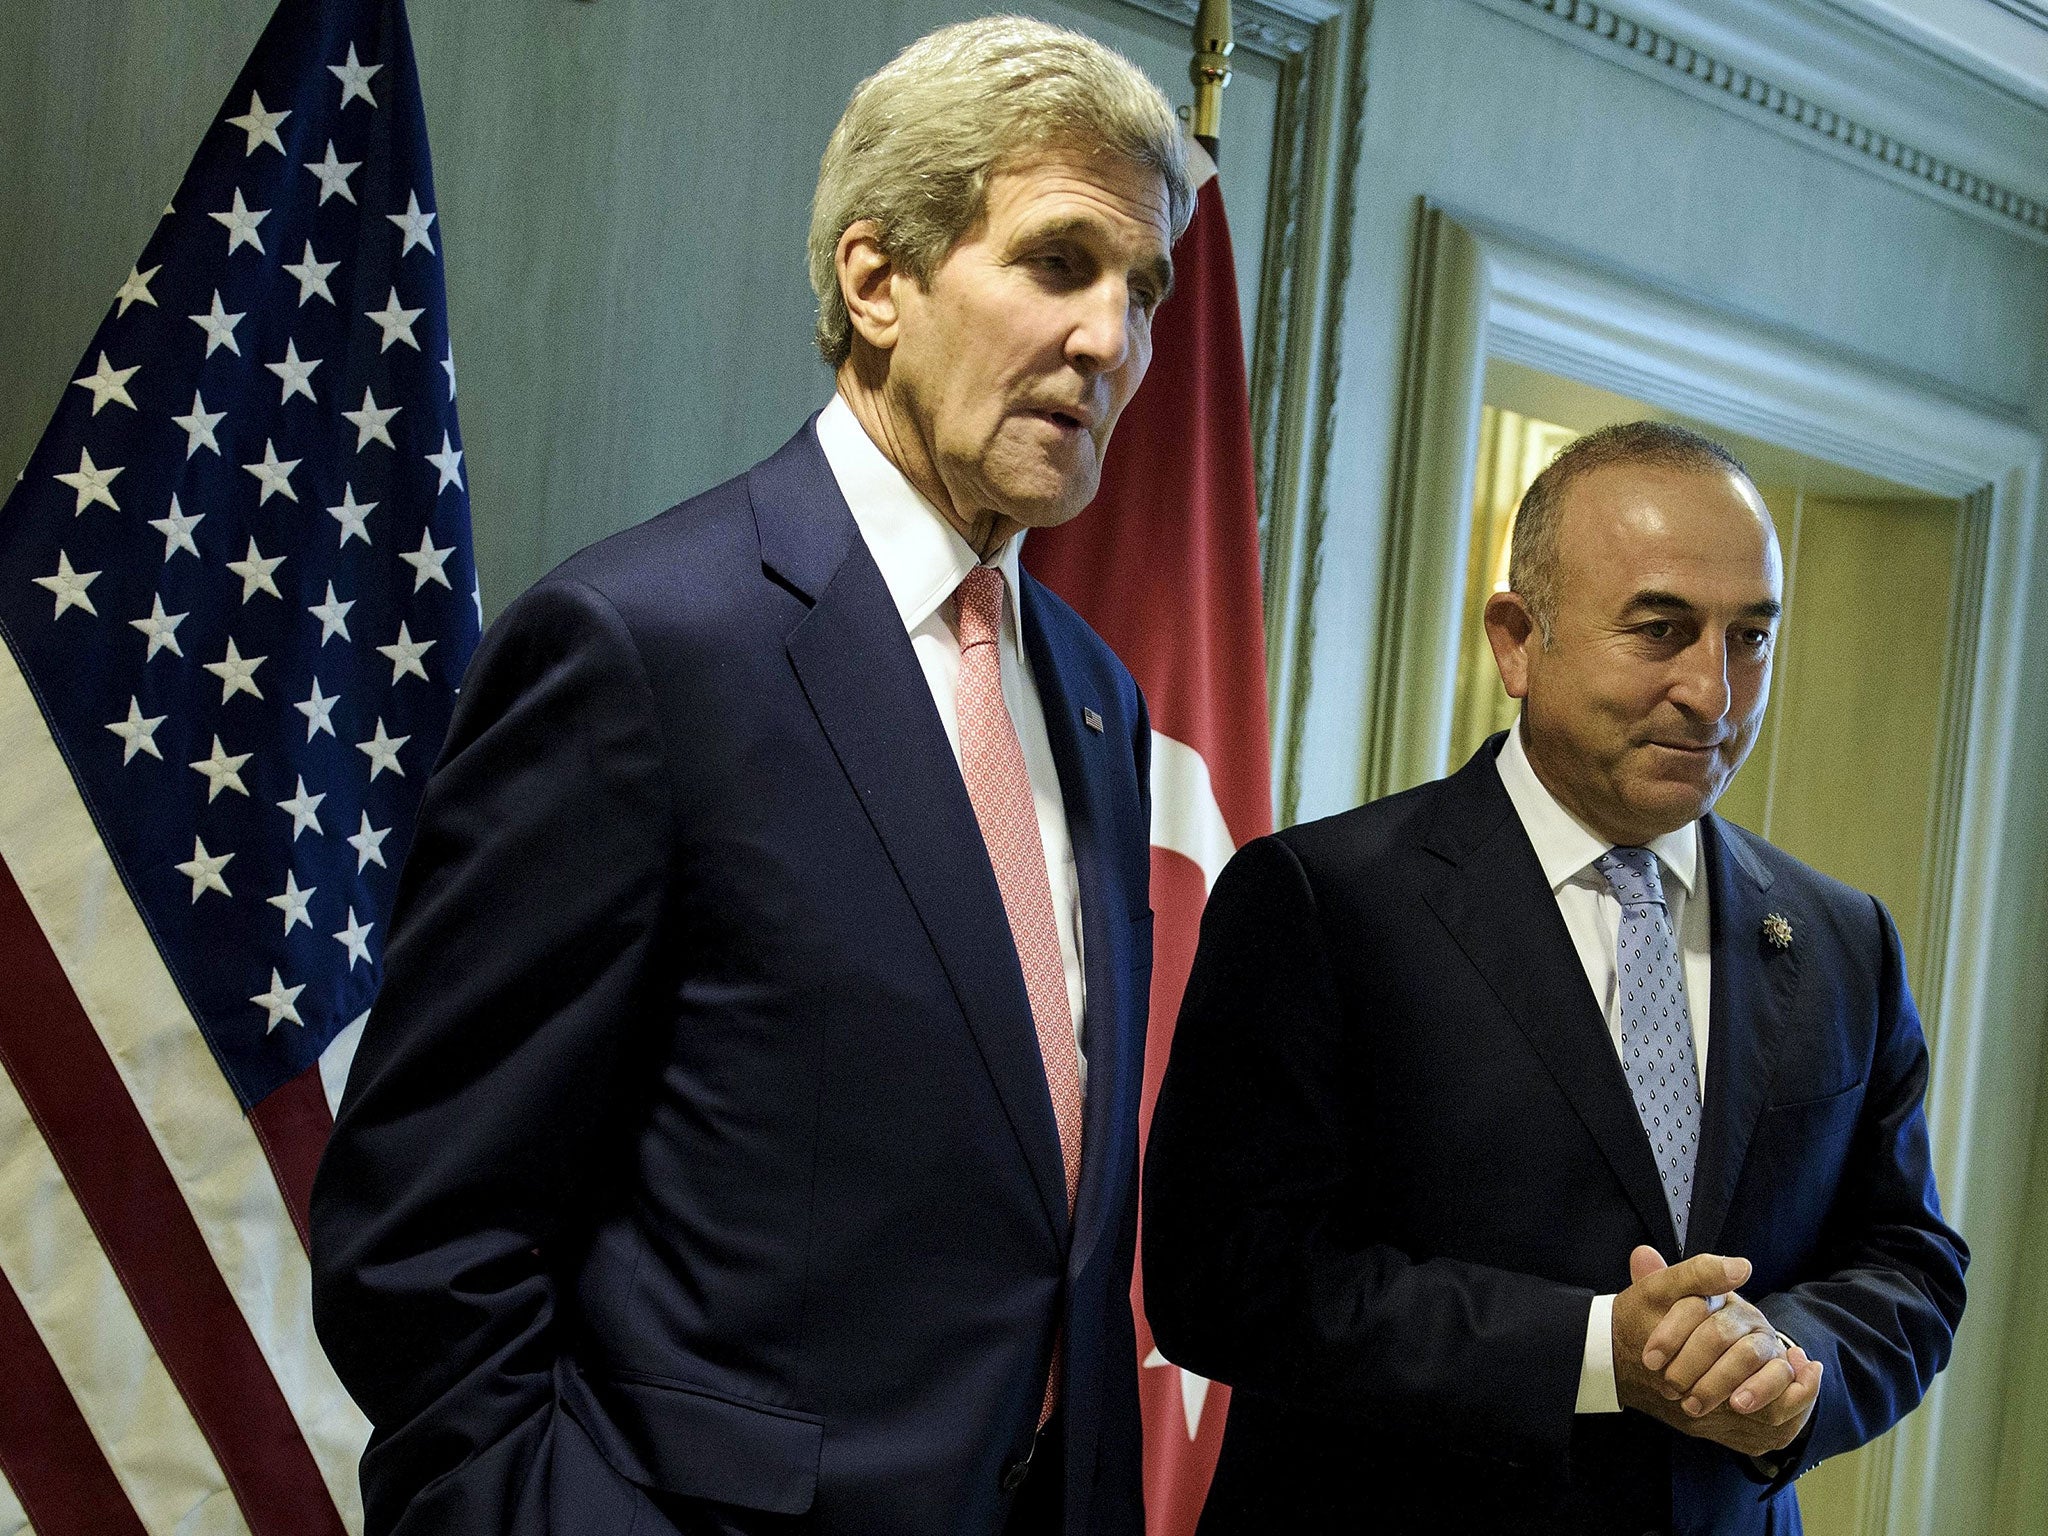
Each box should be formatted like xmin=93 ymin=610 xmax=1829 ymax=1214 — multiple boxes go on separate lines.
xmin=1671 ymin=636 xmax=1733 ymax=720
xmin=1066 ymin=278 xmax=1134 ymax=376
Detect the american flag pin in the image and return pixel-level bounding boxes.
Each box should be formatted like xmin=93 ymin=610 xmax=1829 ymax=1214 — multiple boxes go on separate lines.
xmin=1083 ymin=707 xmax=1104 ymax=734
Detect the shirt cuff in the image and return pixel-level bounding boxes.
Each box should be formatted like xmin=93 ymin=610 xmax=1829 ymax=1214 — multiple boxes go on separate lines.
xmin=1575 ymin=1293 xmax=1620 ymax=1414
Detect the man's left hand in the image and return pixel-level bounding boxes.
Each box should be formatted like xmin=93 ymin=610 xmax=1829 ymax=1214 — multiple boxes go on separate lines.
xmin=1629 ymin=1246 xmax=1822 ymax=1456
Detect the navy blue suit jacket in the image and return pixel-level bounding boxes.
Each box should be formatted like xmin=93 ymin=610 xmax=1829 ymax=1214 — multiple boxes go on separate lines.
xmin=311 ymin=422 xmax=1156 ymax=1536
xmin=1143 ymin=735 xmax=1965 ymax=1536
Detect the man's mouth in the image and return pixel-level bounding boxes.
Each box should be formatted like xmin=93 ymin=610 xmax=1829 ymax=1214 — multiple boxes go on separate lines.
xmin=1026 ymin=405 xmax=1094 ymax=433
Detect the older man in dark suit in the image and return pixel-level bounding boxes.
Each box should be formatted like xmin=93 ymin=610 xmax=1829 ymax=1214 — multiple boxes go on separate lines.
xmin=311 ymin=18 xmax=1188 ymax=1536
xmin=1143 ymin=421 xmax=1966 ymax=1534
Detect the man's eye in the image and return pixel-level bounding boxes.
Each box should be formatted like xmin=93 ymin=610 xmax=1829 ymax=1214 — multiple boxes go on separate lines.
xmin=1641 ymin=621 xmax=1675 ymax=641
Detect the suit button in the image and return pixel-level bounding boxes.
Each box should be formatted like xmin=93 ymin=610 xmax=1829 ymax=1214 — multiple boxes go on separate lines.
xmin=1001 ymin=1456 xmax=1032 ymax=1493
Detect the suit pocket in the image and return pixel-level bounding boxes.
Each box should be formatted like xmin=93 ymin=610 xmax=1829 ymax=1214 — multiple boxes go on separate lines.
xmin=1764 ymin=1076 xmax=1867 ymax=1113
xmin=562 ymin=1363 xmax=822 ymax=1515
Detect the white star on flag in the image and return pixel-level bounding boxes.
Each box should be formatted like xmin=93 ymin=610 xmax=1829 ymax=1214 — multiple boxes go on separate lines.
xmin=366 ymin=287 xmax=424 ymax=351
xmin=242 ymin=439 xmax=301 ymax=504
xmin=203 ymin=637 xmax=267 ymax=702
xmin=189 ymin=735 xmax=253 ymax=802
xmin=175 ymin=836 xmax=234 ymax=902
xmin=303 ymin=140 xmax=361 ymax=204
xmin=388 ymin=191 xmax=437 ymax=256
xmin=105 ymin=697 xmax=166 ymax=764
xmin=209 ymin=187 xmax=270 ymax=255
xmin=441 ymin=345 xmax=456 ymax=400
xmin=278 ymin=775 xmax=327 ymax=839
xmin=341 ymin=388 xmax=400 ymax=451
xmin=130 ymin=594 xmax=189 ymax=659
xmin=309 ymin=581 xmax=355 ymax=644
xmin=253 ymin=969 xmax=307 ymax=1032
xmin=283 ymin=240 xmax=340 ymax=306
xmin=225 ymin=90 xmax=291 ymax=156
xmin=356 ymin=717 xmax=410 ymax=779
xmin=266 ymin=339 xmax=322 ymax=405
xmin=114 ymin=263 xmax=160 ymax=316
xmin=400 ymin=526 xmax=455 ymax=590
xmin=328 ymin=484 xmax=377 ymax=547
xmin=348 ymin=811 xmax=391 ymax=872
xmin=150 ymin=494 xmax=205 ymax=561
xmin=189 ymin=290 xmax=246 ymax=356
xmin=226 ymin=536 xmax=286 ymax=602
xmin=425 ymin=430 xmax=464 ymax=493
xmin=171 ymin=392 xmax=226 ymax=457
xmin=55 ymin=447 xmax=122 ymax=513
xmin=267 ymin=870 xmax=317 ymax=934
xmin=33 ymin=551 xmax=100 ymax=618
xmin=334 ymin=907 xmax=375 ymax=970
xmin=72 ymin=352 xmax=139 ymax=415
xmin=295 ymin=678 xmax=339 ymax=740
xmin=331 ymin=43 xmax=382 ymax=109
xmin=1142 ymin=1350 xmax=1216 ymax=1440
xmin=377 ymin=622 xmax=435 ymax=684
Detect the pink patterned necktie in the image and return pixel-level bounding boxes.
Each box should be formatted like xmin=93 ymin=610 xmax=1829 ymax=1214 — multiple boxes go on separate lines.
xmin=953 ymin=565 xmax=1082 ymax=1427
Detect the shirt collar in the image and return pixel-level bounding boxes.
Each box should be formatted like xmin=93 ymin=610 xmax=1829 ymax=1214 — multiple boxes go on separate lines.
xmin=1494 ymin=717 xmax=1698 ymax=897
xmin=814 ymin=393 xmax=1026 ymax=639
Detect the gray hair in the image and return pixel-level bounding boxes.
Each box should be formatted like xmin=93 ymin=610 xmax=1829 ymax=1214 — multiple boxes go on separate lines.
xmin=807 ymin=15 xmax=1194 ymax=367
xmin=1510 ymin=419 xmax=1752 ymax=641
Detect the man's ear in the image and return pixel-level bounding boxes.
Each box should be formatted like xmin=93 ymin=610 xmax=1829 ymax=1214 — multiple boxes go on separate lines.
xmin=1484 ymin=589 xmax=1539 ymax=701
xmin=838 ymin=220 xmax=903 ymax=354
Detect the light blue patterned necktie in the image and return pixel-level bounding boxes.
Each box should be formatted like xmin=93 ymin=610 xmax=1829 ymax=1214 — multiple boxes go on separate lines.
xmin=1596 ymin=846 xmax=1703 ymax=1251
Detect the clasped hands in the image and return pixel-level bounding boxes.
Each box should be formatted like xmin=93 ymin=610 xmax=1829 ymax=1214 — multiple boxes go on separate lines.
xmin=1611 ymin=1245 xmax=1822 ymax=1458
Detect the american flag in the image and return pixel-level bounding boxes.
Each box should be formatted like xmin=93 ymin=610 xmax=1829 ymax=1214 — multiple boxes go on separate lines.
xmin=0 ymin=1 xmax=474 ymax=1530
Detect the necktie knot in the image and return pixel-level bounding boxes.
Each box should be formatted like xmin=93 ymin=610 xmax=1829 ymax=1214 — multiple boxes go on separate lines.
xmin=1596 ymin=846 xmax=1666 ymax=909
xmin=955 ymin=565 xmax=1004 ymax=651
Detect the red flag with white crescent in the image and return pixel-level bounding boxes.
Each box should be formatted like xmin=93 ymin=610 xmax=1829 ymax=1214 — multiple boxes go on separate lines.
xmin=1023 ymin=139 xmax=1270 ymax=1536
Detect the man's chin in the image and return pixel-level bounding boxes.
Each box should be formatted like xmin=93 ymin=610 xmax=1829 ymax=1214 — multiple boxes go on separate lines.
xmin=995 ymin=479 xmax=1099 ymax=530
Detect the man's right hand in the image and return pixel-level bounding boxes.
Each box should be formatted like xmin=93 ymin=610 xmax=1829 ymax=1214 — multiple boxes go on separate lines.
xmin=1613 ymin=1246 xmax=1754 ymax=1415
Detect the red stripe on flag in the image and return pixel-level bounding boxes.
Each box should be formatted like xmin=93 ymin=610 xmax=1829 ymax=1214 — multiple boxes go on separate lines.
xmin=248 ymin=1062 xmax=333 ymax=1255
xmin=0 ymin=857 xmax=347 ymax=1536
xmin=1026 ymin=168 xmax=1267 ymax=1534
xmin=0 ymin=1265 xmax=150 ymax=1536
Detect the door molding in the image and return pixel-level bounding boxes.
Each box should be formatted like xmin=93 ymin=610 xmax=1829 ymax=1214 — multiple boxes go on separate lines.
xmin=1376 ymin=201 xmax=2045 ymax=1536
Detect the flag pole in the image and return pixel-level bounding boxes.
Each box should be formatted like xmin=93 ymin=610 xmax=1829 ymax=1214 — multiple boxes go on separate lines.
xmin=1190 ymin=0 xmax=1233 ymax=160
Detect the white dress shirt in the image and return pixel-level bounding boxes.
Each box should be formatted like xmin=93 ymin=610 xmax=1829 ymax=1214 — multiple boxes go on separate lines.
xmin=1493 ymin=722 xmax=1712 ymax=1414
xmin=814 ymin=394 xmax=1088 ymax=1087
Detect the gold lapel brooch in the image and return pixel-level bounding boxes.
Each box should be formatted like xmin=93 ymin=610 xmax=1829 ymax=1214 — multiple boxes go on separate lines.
xmin=1762 ymin=912 xmax=1794 ymax=952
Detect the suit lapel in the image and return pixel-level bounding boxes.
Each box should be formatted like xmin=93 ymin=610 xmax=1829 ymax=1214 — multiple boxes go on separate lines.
xmin=1684 ymin=816 xmax=1799 ymax=1257
xmin=1418 ymin=743 xmax=1680 ymax=1253
xmin=1020 ymin=576 xmax=1133 ymax=1284
xmin=753 ymin=426 xmax=1071 ymax=1242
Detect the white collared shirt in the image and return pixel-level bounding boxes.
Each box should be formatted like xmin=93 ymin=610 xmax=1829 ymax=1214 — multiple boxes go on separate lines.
xmin=1494 ymin=721 xmax=1713 ymax=1414
xmin=814 ymin=394 xmax=1087 ymax=1087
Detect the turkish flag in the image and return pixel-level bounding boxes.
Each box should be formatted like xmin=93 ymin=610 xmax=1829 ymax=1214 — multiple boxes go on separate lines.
xmin=1023 ymin=141 xmax=1270 ymax=1536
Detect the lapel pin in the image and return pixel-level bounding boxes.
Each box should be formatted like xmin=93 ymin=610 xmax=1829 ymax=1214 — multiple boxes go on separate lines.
xmin=1762 ymin=913 xmax=1793 ymax=952
xmin=1083 ymin=707 xmax=1104 ymax=734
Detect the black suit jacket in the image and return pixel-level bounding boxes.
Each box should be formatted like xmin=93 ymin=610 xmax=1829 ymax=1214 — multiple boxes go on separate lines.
xmin=311 ymin=422 xmax=1156 ymax=1536
xmin=1142 ymin=735 xmax=1965 ymax=1536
